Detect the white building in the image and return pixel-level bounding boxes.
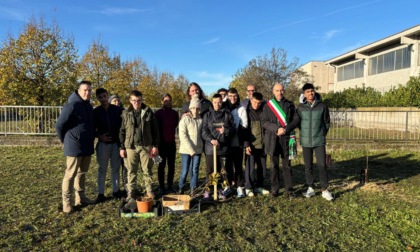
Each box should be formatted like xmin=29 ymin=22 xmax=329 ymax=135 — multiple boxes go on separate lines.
xmin=325 ymin=25 xmax=420 ymax=93
xmin=299 ymin=61 xmax=334 ymax=93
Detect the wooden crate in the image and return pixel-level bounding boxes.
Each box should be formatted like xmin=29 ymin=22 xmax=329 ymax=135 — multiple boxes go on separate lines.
xmin=162 ymin=195 xmax=191 ymax=211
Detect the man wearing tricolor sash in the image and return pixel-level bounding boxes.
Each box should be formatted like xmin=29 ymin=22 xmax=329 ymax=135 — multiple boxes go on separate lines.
xmin=261 ymin=83 xmax=300 ymax=198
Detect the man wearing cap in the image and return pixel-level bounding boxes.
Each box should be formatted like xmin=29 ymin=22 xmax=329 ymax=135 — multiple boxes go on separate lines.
xmin=297 ymin=83 xmax=333 ymax=201
xmin=261 ymin=83 xmax=300 ymax=198
xmin=155 ymin=93 xmax=179 ymax=194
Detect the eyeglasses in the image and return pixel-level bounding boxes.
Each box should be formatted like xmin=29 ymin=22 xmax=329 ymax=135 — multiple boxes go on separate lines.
xmin=130 ymin=99 xmax=142 ymax=103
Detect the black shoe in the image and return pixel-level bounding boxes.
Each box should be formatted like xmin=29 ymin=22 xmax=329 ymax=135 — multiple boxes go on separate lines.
xmin=167 ymin=187 xmax=176 ymax=194
xmin=287 ymin=191 xmax=297 ymax=199
xmin=96 ymin=194 xmax=106 ymax=203
xmin=113 ymin=190 xmax=123 ymax=199
xmin=159 ymin=188 xmax=166 ymax=195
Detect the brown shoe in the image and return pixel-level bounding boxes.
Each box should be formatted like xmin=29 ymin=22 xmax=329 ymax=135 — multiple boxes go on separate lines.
xmin=75 ymin=196 xmax=95 ymax=206
xmin=63 ymin=201 xmax=73 ymax=213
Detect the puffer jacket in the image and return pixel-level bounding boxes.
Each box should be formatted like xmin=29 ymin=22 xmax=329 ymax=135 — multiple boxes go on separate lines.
xmin=261 ymin=97 xmax=300 ymax=156
xmin=297 ymin=93 xmax=330 ymax=148
xmin=56 ymin=90 xmax=95 ymax=157
xmin=119 ymin=103 xmax=159 ymax=149
xmin=178 ymin=113 xmax=203 ymax=155
xmin=244 ymin=101 xmax=265 ymax=150
xmin=225 ymin=101 xmax=248 ymax=147
xmin=201 ymin=107 xmax=236 ymax=156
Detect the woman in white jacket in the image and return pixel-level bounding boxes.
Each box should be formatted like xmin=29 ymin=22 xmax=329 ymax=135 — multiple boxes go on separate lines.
xmin=178 ymin=96 xmax=203 ymax=194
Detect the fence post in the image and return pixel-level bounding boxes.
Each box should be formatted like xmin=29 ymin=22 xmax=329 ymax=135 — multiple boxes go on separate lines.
xmin=344 ymin=110 xmax=348 ymax=143
xmin=3 ymin=107 xmax=6 ymax=137
xmin=405 ymin=111 xmax=409 ymax=141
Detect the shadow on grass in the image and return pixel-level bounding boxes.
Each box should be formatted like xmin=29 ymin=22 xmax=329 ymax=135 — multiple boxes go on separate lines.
xmin=323 ymin=152 xmax=420 ymax=198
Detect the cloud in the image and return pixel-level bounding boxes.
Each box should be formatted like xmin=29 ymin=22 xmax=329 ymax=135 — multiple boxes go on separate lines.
xmin=202 ymin=37 xmax=220 ymax=45
xmin=0 ymin=6 xmax=26 ymax=21
xmin=250 ymin=18 xmax=313 ymax=38
xmin=250 ymin=0 xmax=381 ymax=38
xmin=311 ymin=29 xmax=343 ymax=42
xmin=320 ymin=0 xmax=382 ymax=18
xmin=98 ymin=7 xmax=151 ymax=16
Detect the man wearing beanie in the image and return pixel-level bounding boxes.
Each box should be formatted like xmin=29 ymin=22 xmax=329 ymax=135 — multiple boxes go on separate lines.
xmin=297 ymin=83 xmax=333 ymax=201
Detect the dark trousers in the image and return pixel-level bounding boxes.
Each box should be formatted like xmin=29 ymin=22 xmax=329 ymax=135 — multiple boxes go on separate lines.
xmin=225 ymin=147 xmax=244 ymax=187
xmin=158 ymin=142 xmax=176 ymax=189
xmin=270 ymin=140 xmax=293 ymax=193
xmin=244 ymin=149 xmax=265 ymax=189
xmin=121 ymin=158 xmax=128 ymax=191
xmin=302 ymin=145 xmax=329 ymax=190
xmin=205 ymin=154 xmax=228 ymax=185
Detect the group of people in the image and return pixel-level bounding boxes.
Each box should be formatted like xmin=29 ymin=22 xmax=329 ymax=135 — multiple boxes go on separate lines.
xmin=55 ymin=80 xmax=333 ymax=214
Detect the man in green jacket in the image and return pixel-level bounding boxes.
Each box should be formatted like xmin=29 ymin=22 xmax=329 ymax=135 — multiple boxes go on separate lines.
xmin=119 ymin=90 xmax=160 ymax=200
xmin=297 ymin=83 xmax=333 ymax=201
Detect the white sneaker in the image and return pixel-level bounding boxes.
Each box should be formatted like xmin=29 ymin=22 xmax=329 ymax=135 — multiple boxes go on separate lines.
xmin=303 ymin=187 xmax=315 ymax=198
xmin=255 ymin=187 xmax=270 ymax=195
xmin=245 ymin=189 xmax=254 ymax=197
xmin=237 ymin=187 xmax=245 ymax=198
xmin=322 ymin=190 xmax=334 ymax=201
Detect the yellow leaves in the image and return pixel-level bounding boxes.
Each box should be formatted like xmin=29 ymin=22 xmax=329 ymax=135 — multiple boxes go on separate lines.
xmin=0 ymin=17 xmax=76 ymax=105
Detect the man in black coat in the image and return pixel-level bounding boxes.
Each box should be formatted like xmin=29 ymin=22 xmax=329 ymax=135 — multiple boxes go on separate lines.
xmin=261 ymin=83 xmax=300 ymax=198
xmin=201 ymin=94 xmax=236 ymax=199
xmin=56 ymin=80 xmax=96 ymax=213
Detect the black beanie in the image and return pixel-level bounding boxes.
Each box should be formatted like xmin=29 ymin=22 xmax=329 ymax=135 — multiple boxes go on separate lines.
xmin=302 ymin=83 xmax=315 ymax=91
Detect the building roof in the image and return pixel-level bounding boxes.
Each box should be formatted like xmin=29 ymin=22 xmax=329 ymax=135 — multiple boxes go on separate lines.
xmin=326 ymin=24 xmax=420 ymax=65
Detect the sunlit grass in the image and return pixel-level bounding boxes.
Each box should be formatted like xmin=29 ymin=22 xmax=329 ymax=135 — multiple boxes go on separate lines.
xmin=0 ymin=145 xmax=419 ymax=251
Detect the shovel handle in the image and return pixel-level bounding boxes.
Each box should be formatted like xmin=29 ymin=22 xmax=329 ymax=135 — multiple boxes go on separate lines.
xmin=213 ymin=144 xmax=217 ymax=200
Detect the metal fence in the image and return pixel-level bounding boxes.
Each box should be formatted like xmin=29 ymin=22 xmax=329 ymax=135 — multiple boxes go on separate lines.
xmin=0 ymin=106 xmax=62 ymax=135
xmin=1 ymin=106 xmax=419 ymax=141
xmin=328 ymin=110 xmax=420 ymax=141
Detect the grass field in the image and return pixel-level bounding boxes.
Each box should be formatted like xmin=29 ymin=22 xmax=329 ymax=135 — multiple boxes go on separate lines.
xmin=0 ymin=145 xmax=419 ymax=251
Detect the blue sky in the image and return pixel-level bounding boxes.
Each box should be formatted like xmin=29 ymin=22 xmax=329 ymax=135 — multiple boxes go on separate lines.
xmin=0 ymin=0 xmax=419 ymax=95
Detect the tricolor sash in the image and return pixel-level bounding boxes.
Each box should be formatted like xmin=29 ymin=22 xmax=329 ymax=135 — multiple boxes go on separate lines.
xmin=267 ymin=99 xmax=287 ymax=127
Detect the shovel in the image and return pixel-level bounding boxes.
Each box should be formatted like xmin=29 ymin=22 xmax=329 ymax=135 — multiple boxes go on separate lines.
xmin=213 ymin=144 xmax=217 ymax=201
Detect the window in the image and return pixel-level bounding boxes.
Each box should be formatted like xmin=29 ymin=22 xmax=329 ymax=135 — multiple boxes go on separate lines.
xmin=369 ymin=46 xmax=411 ymax=75
xmin=337 ymin=60 xmax=364 ymax=82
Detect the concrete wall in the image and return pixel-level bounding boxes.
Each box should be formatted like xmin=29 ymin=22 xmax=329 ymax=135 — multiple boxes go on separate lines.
xmin=300 ymin=61 xmax=334 ymax=93
xmin=342 ymin=107 xmax=420 ymax=132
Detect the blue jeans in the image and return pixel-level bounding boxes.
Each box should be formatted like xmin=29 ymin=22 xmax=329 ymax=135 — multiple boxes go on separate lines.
xmin=96 ymin=142 xmax=121 ymax=194
xmin=179 ymin=154 xmax=201 ymax=190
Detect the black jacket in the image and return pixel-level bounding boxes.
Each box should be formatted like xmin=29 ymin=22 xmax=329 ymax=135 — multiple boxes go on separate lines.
xmin=55 ymin=91 xmax=95 ymax=157
xmin=94 ymin=104 xmax=123 ymax=145
xmin=201 ymin=107 xmax=236 ymax=156
xmin=261 ymin=97 xmax=300 ymax=156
